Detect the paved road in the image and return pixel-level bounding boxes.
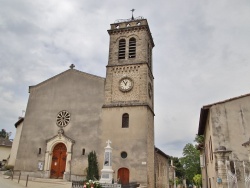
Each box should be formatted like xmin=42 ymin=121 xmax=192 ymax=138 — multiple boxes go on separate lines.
xmin=0 ymin=175 xmax=72 ymax=188
xmin=0 ymin=176 xmax=25 ymax=188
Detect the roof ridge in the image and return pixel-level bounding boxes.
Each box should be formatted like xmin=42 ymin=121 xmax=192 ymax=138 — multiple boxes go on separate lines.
xmin=29 ymin=69 xmax=105 ymax=92
xmin=203 ymin=92 xmax=250 ymax=109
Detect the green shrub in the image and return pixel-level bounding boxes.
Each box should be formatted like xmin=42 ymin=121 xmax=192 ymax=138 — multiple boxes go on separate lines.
xmin=5 ymin=165 xmax=14 ymax=170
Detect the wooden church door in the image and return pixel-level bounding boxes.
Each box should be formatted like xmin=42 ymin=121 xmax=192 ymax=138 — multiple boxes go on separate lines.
xmin=50 ymin=143 xmax=67 ymax=178
xmin=118 ymin=168 xmax=129 ymax=185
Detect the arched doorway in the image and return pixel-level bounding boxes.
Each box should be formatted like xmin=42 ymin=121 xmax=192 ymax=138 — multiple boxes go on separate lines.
xmin=50 ymin=143 xmax=67 ymax=178
xmin=118 ymin=168 xmax=129 ymax=185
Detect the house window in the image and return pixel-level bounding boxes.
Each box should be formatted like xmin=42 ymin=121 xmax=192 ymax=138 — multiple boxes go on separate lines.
xmin=119 ymin=39 xmax=126 ymax=59
xmin=129 ymin=38 xmax=136 ymax=58
xmin=209 ymin=137 xmax=213 ymax=161
xmin=205 ymin=144 xmax=209 ymax=164
xmin=122 ymin=113 xmax=129 ymax=128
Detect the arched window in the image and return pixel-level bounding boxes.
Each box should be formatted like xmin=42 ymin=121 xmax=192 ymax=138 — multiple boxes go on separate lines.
xmin=122 ymin=113 xmax=129 ymax=128
xmin=119 ymin=39 xmax=126 ymax=59
xmin=129 ymin=38 xmax=136 ymax=58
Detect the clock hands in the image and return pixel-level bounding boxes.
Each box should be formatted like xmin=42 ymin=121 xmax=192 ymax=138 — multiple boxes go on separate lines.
xmin=122 ymin=80 xmax=128 ymax=86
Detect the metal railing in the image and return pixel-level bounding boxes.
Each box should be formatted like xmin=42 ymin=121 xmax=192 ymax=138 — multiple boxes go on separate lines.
xmin=10 ymin=170 xmax=29 ymax=187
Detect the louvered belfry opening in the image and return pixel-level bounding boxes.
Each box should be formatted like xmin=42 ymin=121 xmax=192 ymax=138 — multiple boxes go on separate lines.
xmin=119 ymin=39 xmax=126 ymax=59
xmin=129 ymin=38 xmax=136 ymax=58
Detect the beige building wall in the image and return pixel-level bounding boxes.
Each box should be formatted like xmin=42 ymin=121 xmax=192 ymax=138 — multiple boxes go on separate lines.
xmin=0 ymin=146 xmax=11 ymax=162
xmin=209 ymin=97 xmax=250 ymax=160
xmin=99 ymin=106 xmax=153 ymax=185
xmin=8 ymin=118 xmax=24 ymax=166
xmin=203 ymin=112 xmax=216 ymax=188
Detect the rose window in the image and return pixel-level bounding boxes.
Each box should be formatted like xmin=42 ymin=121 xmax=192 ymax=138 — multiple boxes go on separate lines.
xmin=56 ymin=110 xmax=70 ymax=127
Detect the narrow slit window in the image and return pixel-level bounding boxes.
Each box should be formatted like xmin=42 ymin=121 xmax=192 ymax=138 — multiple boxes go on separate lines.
xmin=148 ymin=43 xmax=152 ymax=69
xmin=209 ymin=137 xmax=213 ymax=161
xmin=122 ymin=113 xmax=129 ymax=128
xmin=129 ymin=38 xmax=136 ymax=58
xmin=119 ymin=39 xmax=126 ymax=59
xmin=82 ymin=148 xmax=85 ymax=155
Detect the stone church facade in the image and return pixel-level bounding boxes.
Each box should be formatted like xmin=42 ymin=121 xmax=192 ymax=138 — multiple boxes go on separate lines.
xmin=11 ymin=17 xmax=169 ymax=187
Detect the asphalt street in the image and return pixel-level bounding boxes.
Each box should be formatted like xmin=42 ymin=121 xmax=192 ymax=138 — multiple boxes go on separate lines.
xmin=0 ymin=175 xmax=72 ymax=188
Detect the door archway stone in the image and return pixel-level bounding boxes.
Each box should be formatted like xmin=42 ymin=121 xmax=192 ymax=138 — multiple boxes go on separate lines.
xmin=44 ymin=130 xmax=75 ymax=180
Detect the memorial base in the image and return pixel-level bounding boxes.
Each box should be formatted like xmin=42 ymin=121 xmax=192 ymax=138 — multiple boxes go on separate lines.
xmin=99 ymin=168 xmax=114 ymax=184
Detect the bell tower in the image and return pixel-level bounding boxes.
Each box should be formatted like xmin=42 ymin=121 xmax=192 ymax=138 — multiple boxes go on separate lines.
xmin=104 ymin=17 xmax=154 ymax=108
xmin=99 ymin=16 xmax=155 ymax=188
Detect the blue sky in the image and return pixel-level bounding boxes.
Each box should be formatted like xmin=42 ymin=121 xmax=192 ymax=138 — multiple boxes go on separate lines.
xmin=1 ymin=0 xmax=250 ymax=157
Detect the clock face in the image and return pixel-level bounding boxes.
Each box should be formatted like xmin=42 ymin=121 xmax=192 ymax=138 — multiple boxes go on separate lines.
xmin=119 ymin=77 xmax=133 ymax=92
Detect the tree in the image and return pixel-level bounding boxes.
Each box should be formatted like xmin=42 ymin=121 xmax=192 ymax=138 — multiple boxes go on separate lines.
xmin=169 ymin=156 xmax=185 ymax=178
xmin=194 ymin=134 xmax=204 ymax=145
xmin=180 ymin=143 xmax=201 ymax=185
xmin=193 ymin=174 xmax=202 ymax=188
xmin=87 ymin=151 xmax=99 ymax=180
xmin=0 ymin=129 xmax=11 ymax=139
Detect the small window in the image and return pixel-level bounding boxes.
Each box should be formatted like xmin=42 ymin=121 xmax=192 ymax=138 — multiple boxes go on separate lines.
xmin=129 ymin=38 xmax=136 ymax=58
xmin=119 ymin=39 xmax=126 ymax=59
xmin=121 ymin=151 xmax=127 ymax=158
xmin=122 ymin=113 xmax=129 ymax=128
xmin=82 ymin=148 xmax=85 ymax=155
xmin=38 ymin=148 xmax=41 ymax=154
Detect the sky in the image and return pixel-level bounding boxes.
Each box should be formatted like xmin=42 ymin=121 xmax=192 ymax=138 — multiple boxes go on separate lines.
xmin=1 ymin=0 xmax=250 ymax=157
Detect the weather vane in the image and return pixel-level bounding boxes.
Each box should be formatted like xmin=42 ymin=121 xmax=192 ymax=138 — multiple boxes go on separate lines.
xmin=131 ymin=9 xmax=135 ymax=20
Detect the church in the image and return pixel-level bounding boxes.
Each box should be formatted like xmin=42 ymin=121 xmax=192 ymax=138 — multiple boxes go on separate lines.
xmin=9 ymin=16 xmax=170 ymax=188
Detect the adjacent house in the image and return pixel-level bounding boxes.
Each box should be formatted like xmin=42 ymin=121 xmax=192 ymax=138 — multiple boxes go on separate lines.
xmin=0 ymin=137 xmax=12 ymax=167
xmin=8 ymin=117 xmax=24 ymax=166
xmin=198 ymin=93 xmax=250 ymax=187
xmin=155 ymin=147 xmax=170 ymax=188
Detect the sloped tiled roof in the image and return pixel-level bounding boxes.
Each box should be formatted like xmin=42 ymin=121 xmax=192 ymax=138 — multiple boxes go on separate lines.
xmin=155 ymin=147 xmax=170 ymax=159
